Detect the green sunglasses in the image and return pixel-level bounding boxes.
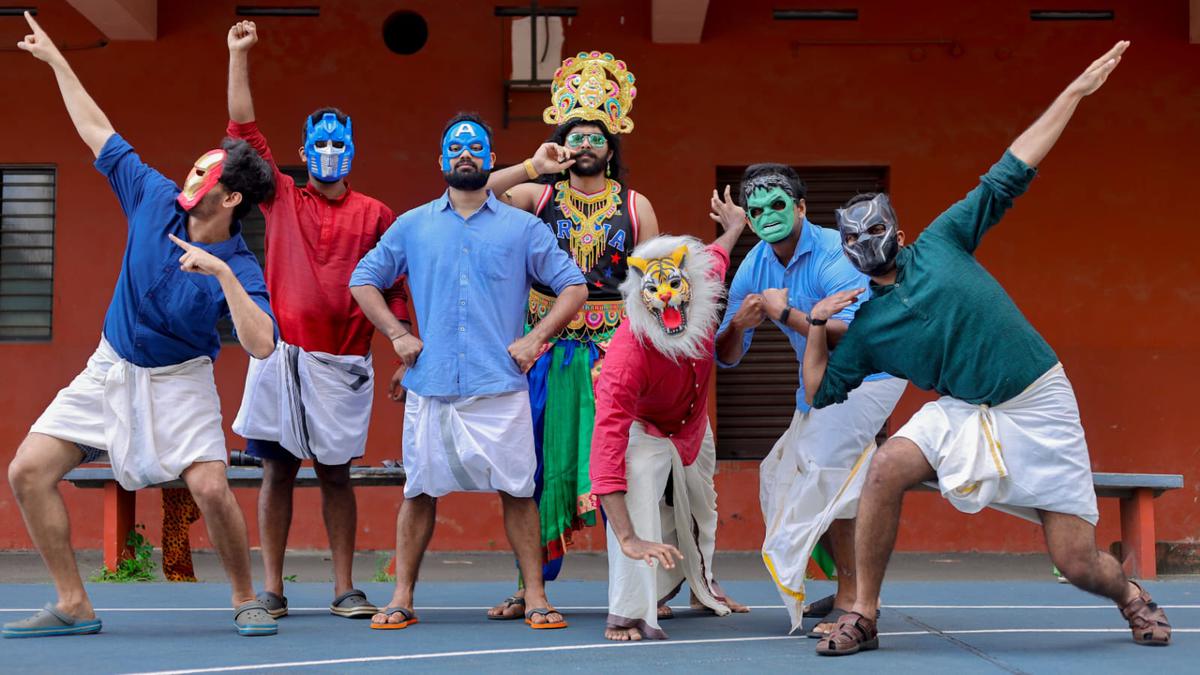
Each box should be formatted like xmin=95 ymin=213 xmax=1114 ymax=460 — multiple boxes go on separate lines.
xmin=564 ymin=132 xmax=608 ymax=148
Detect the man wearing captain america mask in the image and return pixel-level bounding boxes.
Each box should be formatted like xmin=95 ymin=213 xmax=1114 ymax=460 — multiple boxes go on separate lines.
xmin=223 ymin=21 xmax=410 ymax=622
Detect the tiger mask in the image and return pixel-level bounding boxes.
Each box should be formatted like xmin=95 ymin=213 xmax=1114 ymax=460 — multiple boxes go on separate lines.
xmin=621 ymin=235 xmax=724 ymax=362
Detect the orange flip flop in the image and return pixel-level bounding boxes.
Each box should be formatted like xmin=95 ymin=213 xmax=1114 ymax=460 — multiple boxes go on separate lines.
xmin=370 ymin=607 xmax=419 ymax=630
xmin=525 ymin=608 xmax=568 ymax=630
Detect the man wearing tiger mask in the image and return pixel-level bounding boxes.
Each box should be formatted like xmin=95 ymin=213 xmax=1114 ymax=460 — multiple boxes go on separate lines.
xmin=587 ymin=199 xmax=747 ymax=641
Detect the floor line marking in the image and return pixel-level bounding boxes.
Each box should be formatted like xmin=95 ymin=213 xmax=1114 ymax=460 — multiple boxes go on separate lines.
xmin=900 ymin=610 xmax=1029 ymax=675
xmin=122 ymin=628 xmax=1200 ymax=675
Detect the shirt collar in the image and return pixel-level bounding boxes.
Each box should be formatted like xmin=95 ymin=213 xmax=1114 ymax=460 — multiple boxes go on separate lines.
xmin=302 ymin=180 xmax=353 ymax=204
xmin=435 ymin=189 xmax=500 ymax=215
xmin=867 ymin=246 xmax=911 ymax=296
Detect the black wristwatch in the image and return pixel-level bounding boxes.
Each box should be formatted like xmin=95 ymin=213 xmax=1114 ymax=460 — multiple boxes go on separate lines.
xmin=778 ymin=307 xmax=792 ymax=324
xmin=806 ymin=314 xmax=828 ymax=326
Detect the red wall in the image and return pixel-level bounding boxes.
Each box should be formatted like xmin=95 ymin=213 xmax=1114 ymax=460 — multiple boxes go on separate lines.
xmin=0 ymin=0 xmax=1196 ymax=556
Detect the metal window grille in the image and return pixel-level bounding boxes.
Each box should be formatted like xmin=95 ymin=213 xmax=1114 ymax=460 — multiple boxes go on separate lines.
xmin=219 ymin=166 xmax=307 ymax=342
xmin=0 ymin=167 xmax=56 ymax=341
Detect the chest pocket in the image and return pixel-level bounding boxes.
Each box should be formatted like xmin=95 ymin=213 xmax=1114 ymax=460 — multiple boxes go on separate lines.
xmin=162 ymin=273 xmax=219 ymax=339
xmin=484 ymin=244 xmax=518 ymax=281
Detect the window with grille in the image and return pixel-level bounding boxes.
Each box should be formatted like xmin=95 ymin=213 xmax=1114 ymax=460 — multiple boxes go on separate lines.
xmin=714 ymin=165 xmax=888 ymax=459
xmin=0 ymin=167 xmax=56 ymax=341
xmin=219 ymin=166 xmax=307 ymax=342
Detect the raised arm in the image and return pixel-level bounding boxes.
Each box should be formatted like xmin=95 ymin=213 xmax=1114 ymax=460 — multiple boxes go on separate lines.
xmin=18 ymin=12 xmax=114 ymax=158
xmin=227 ymin=21 xmax=258 ymax=124
xmin=1009 ymin=41 xmax=1128 ymax=168
xmin=710 ymin=185 xmax=749 ymax=254
xmin=488 ymin=142 xmax=574 ymax=211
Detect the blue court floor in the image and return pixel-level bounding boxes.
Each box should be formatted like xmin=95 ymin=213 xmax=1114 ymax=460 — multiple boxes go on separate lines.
xmin=3 ymin=579 xmax=1197 ymax=673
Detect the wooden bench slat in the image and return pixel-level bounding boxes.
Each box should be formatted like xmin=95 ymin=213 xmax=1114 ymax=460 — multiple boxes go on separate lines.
xmin=63 ymin=466 xmax=406 ymax=489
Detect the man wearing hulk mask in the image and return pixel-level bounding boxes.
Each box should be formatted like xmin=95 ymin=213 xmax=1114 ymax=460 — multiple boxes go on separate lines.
xmin=714 ymin=166 xmax=906 ymax=638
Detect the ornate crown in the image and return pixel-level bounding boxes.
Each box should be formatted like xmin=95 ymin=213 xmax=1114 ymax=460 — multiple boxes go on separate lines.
xmin=543 ymin=51 xmax=637 ymax=134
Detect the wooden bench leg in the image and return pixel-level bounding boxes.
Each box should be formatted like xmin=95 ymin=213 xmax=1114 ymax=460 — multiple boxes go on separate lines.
xmin=103 ymin=482 xmax=135 ymax=572
xmin=1119 ymin=488 xmax=1156 ymax=580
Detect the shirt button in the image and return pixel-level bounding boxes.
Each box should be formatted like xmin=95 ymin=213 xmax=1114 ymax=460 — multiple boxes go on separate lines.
xmin=459 ymin=300 xmax=466 ymax=306
xmin=463 ymin=247 xmax=469 ymax=254
xmin=460 ymin=275 xmax=467 ymax=282
xmin=459 ymin=326 xmax=465 ymax=332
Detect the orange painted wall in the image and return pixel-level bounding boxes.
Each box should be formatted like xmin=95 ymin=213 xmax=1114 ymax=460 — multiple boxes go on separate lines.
xmin=0 ymin=0 xmax=1196 ymax=556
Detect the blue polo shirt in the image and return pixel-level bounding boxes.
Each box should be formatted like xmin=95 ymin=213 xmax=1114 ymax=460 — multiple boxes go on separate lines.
xmin=350 ymin=190 xmax=585 ymax=398
xmin=716 ymin=219 xmax=891 ymax=412
xmin=95 ymin=134 xmax=275 ymax=367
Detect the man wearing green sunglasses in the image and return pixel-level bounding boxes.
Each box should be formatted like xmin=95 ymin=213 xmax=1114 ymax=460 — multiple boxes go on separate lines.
xmin=484 ymin=118 xmax=658 ymax=621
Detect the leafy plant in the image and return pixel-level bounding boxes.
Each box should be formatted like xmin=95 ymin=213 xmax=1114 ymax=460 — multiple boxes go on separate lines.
xmin=371 ymin=552 xmax=396 ymax=583
xmin=90 ymin=524 xmax=156 ymax=582
xmin=283 ymin=574 xmax=298 ymax=582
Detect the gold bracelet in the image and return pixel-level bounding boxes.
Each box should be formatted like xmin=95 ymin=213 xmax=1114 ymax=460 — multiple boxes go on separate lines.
xmin=523 ymin=159 xmax=539 ymax=180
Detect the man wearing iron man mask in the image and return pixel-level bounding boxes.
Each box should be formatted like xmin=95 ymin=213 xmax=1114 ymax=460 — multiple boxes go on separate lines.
xmin=5 ymin=12 xmax=282 ymax=640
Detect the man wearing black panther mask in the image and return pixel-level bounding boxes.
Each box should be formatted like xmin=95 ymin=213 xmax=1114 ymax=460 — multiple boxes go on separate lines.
xmin=802 ymin=42 xmax=1172 ymax=656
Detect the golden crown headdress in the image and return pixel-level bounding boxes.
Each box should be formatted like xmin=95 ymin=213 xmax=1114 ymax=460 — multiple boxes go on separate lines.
xmin=543 ymin=51 xmax=637 ymax=134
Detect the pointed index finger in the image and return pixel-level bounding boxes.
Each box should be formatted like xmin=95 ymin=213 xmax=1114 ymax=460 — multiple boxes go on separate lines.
xmin=167 ymin=233 xmax=194 ymax=251
xmin=24 ymin=10 xmax=44 ymax=34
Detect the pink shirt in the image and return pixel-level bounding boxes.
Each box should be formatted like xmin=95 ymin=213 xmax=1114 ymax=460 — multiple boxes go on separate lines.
xmin=589 ymin=245 xmax=730 ymax=495
xmin=227 ymin=120 xmax=408 ymax=356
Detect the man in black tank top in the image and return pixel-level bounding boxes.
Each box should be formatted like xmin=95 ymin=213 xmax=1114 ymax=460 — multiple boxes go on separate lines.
xmin=485 ymin=116 xmax=659 ymax=620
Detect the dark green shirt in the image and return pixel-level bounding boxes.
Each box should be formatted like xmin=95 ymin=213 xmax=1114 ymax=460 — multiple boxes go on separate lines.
xmin=812 ymin=150 xmax=1058 ymax=409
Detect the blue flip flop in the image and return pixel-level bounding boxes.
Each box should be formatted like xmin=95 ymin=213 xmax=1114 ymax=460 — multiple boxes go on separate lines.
xmin=2 ymin=603 xmax=102 ymax=639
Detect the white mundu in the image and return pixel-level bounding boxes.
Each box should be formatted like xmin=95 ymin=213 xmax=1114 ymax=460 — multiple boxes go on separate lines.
xmin=760 ymin=376 xmax=906 ymax=632
xmin=401 ymin=390 xmax=537 ymax=499
xmin=896 ymin=363 xmax=1099 ymax=525
xmin=233 ymin=340 xmax=374 ymax=466
xmin=606 ymin=423 xmax=730 ymax=640
xmin=31 ymin=337 xmax=227 ymax=490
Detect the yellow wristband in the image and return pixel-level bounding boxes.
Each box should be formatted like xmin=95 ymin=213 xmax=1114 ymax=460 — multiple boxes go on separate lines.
xmin=523 ymin=159 xmax=539 ymax=180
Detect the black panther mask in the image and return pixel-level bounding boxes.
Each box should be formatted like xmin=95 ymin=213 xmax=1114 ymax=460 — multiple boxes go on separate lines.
xmin=835 ymin=194 xmax=900 ymax=277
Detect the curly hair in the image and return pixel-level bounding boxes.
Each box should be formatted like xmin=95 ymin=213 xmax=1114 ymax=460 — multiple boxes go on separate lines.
xmin=544 ymin=119 xmax=624 ymax=184
xmin=218 ymin=137 xmax=275 ymax=221
xmin=739 ymin=163 xmax=806 ymax=207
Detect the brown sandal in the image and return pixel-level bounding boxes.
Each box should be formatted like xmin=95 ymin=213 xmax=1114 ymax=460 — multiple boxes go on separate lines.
xmin=816 ymin=611 xmax=878 ymax=656
xmin=1119 ymin=581 xmax=1171 ymax=646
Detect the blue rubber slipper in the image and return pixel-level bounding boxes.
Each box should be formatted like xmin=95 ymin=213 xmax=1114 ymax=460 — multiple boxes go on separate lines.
xmin=234 ymin=600 xmax=278 ymax=637
xmin=2 ymin=603 xmax=102 ymax=639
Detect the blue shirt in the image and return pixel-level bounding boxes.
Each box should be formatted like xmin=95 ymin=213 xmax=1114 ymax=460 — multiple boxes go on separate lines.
xmin=716 ymin=219 xmax=890 ymax=412
xmin=350 ymin=190 xmax=585 ymax=397
xmin=96 ymin=134 xmax=275 ymax=367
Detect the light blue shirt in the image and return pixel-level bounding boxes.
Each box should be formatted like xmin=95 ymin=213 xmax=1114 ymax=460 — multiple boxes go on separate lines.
xmin=716 ymin=219 xmax=890 ymax=412
xmin=350 ymin=190 xmax=585 ymax=398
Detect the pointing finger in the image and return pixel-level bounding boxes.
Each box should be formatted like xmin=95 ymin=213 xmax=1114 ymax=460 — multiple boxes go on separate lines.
xmin=24 ymin=11 xmax=44 ymax=34
xmin=167 ymin=233 xmax=195 ymax=251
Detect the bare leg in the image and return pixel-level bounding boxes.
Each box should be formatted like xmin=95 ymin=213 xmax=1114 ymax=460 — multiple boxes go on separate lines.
xmin=372 ymin=494 xmax=436 ymax=625
xmin=850 ymin=438 xmax=936 ymax=619
xmin=8 ymin=433 xmax=92 ymax=618
xmin=257 ymin=456 xmax=299 ymax=596
xmin=812 ymin=517 xmax=858 ymax=633
xmin=1041 ymin=511 xmax=1138 ymax=605
xmin=499 ymin=492 xmax=563 ymax=626
xmin=314 ymin=460 xmax=356 ymax=597
xmin=182 ymin=461 xmax=255 ymax=607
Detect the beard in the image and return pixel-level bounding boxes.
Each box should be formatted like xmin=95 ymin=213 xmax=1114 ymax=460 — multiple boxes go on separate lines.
xmin=444 ymin=162 xmax=489 ymax=190
xmin=570 ymin=151 xmax=607 ymax=178
xmin=187 ymin=188 xmax=226 ymax=219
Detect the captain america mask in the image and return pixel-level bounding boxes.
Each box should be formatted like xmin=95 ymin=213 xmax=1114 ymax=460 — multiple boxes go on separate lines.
xmin=440 ymin=121 xmax=493 ymax=172
xmin=304 ymin=112 xmax=355 ymax=182
xmin=836 ymin=193 xmax=900 ymax=277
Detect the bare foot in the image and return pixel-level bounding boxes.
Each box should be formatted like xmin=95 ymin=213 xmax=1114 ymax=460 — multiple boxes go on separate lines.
xmin=604 ymin=626 xmax=643 ymax=641
xmin=690 ymin=591 xmax=750 ymax=613
xmin=486 ymin=590 xmax=526 ymax=619
xmin=658 ymin=605 xmax=674 ymax=620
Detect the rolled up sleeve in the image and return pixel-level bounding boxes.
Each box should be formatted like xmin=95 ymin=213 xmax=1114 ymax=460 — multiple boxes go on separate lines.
xmin=350 ymin=216 xmax=407 ymax=290
xmin=526 ymin=216 xmax=585 ymax=294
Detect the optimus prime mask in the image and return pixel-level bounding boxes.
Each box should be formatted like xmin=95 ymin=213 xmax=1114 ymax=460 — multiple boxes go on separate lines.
xmin=835 ymin=193 xmax=900 ymax=277
xmin=741 ymin=174 xmax=799 ymax=244
xmin=177 ymin=149 xmax=226 ymax=211
xmin=440 ymin=121 xmax=493 ymax=172
xmin=622 ymin=235 xmax=724 ymax=362
xmin=305 ymin=113 xmax=355 ymax=182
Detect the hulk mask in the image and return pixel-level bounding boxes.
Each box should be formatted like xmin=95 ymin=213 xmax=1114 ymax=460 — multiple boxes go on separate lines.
xmin=746 ymin=187 xmax=796 ymax=244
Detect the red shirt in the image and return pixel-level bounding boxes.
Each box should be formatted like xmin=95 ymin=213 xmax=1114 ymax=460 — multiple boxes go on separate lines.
xmin=227 ymin=120 xmax=408 ymax=356
xmin=589 ymin=245 xmax=730 ymax=495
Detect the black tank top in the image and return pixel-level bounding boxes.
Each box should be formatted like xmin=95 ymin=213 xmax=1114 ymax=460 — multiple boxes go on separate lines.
xmin=531 ymin=179 xmax=638 ymax=301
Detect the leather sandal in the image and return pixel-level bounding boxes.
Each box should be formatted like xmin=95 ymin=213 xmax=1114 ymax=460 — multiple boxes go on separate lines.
xmin=816 ymin=611 xmax=878 ymax=656
xmin=1119 ymin=581 xmax=1171 ymax=646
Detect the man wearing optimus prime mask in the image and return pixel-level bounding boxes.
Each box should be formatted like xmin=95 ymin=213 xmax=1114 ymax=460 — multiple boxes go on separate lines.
xmin=803 ymin=42 xmax=1171 ymax=655
xmin=351 ymin=113 xmax=587 ymax=632
xmin=588 ymin=212 xmax=751 ymax=641
xmin=223 ymin=21 xmax=408 ymax=622
xmin=5 ymin=12 xmax=279 ymax=639
xmin=713 ymin=168 xmax=905 ymax=639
